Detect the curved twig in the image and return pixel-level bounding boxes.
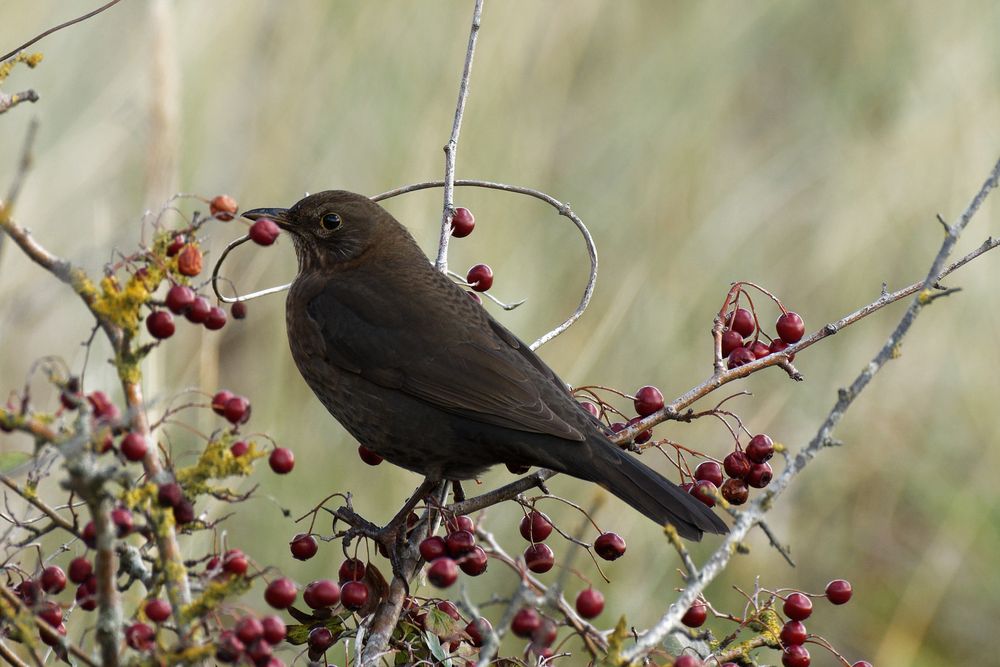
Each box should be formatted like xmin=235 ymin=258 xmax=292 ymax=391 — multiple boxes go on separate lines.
xmin=0 ymin=0 xmax=128 ymax=62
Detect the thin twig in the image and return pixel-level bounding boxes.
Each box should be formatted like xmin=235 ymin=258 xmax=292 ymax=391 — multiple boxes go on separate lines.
xmin=0 ymin=0 xmax=129 ymax=62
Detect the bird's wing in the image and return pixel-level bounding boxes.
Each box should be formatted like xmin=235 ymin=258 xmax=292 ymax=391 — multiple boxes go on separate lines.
xmin=305 ymin=273 xmax=585 ymax=441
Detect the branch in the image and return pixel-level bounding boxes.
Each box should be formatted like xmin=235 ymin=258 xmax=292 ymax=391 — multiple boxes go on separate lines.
xmin=0 ymin=89 xmax=38 ymax=115
xmin=0 ymin=0 xmax=128 ymax=62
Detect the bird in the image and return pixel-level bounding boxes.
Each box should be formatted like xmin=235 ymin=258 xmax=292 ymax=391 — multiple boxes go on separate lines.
xmin=243 ymin=191 xmax=727 ymax=540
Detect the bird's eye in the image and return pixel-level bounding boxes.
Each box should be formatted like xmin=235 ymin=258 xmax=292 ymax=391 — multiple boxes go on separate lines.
xmin=320 ymin=213 xmax=343 ymax=231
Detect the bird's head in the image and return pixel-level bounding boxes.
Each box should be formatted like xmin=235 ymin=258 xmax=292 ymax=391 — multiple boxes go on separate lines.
xmin=243 ymin=190 xmax=406 ymax=270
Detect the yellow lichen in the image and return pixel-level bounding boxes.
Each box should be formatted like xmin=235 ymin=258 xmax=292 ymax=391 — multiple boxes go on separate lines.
xmin=180 ymin=576 xmax=251 ymax=622
xmin=0 ymin=52 xmax=43 ymax=84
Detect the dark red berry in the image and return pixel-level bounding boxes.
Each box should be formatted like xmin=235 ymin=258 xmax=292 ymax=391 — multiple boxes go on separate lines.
xmin=749 ymin=340 xmax=771 ymax=359
xmin=82 ymin=521 xmax=97 ymax=548
xmin=825 ymin=579 xmax=853 ymax=605
xmin=467 ymin=290 xmax=482 ymax=304
xmin=341 ymin=580 xmax=368 ymax=610
xmin=39 ymin=622 xmax=67 ymax=647
xmin=594 ymin=532 xmax=626 ymax=560
xmin=264 ymin=578 xmax=297 ymax=609
xmin=634 ymin=385 xmax=664 ymax=417
xmin=721 ymin=329 xmax=743 ymax=357
xmin=746 ymin=434 xmax=774 ymax=463
xmin=446 ymin=530 xmax=476 ymax=557
xmin=852 ymin=663 xmax=873 ymax=667
xmin=524 ymin=543 xmax=555 ymax=573
xmin=76 ymin=583 xmax=96 ymax=611
xmin=357 ymin=445 xmax=383 ymax=465
xmin=626 ymin=416 xmax=653 ymax=444
xmin=245 ymin=639 xmax=271 ymax=665
xmin=290 ymin=533 xmax=318 ymax=561
xmin=87 ymin=390 xmax=120 ymax=422
xmin=674 ymin=656 xmax=702 ymax=667
xmin=427 ymin=558 xmax=458 ymax=588
xmin=37 ymin=600 xmax=63 ymax=626
xmin=783 ymin=592 xmax=813 ymax=620
xmin=211 ymin=390 xmax=234 ymax=416
xmin=747 ymin=462 xmax=773 ymax=488
xmin=126 ymin=622 xmax=155 ymax=651
xmin=532 ymin=617 xmax=558 ymax=647
xmin=780 ymin=620 xmax=807 ymax=646
xmin=694 ymin=461 xmax=723 ymax=487
xmin=519 ymin=511 xmax=553 ymax=542
xmin=40 ymin=566 xmax=66 ymax=594
xmin=459 ymin=545 xmax=488 ymax=576
xmin=510 ymin=608 xmax=541 ymax=638
xmin=177 ymin=244 xmax=203 ymax=277
xmin=111 ymin=507 xmax=133 ymax=537
xmin=466 ymin=618 xmax=491 ymax=647
xmin=728 ymin=308 xmax=755 ymax=337
xmin=435 ymin=600 xmax=461 ymax=621
xmin=447 ymin=515 xmax=475 ymax=533
xmin=308 ymin=626 xmax=334 ymax=652
xmin=721 ymin=478 xmax=749 ymax=504
xmin=679 ymin=482 xmax=694 ymax=493
xmin=215 ymin=630 xmax=245 ymax=662
xmin=16 ymin=580 xmax=40 ymax=605
xmin=173 ymin=499 xmax=195 ymax=525
xmin=419 ymin=536 xmax=448 ymax=562
xmin=450 ymin=207 xmax=475 ymax=238
xmin=68 ymin=557 xmax=92 ymax=584
xmin=782 ymin=644 xmax=810 ymax=667
xmin=249 ymin=218 xmax=281 ymax=246
xmin=145 ymin=598 xmax=171 ymax=623
xmin=121 ymin=432 xmax=148 ymax=461
xmin=223 ymin=549 xmax=248 ymax=576
xmin=157 ymin=482 xmax=184 ymax=508
xmin=723 ymin=451 xmax=751 ymax=480
xmin=166 ymin=235 xmax=185 ymax=257
xmin=776 ymin=311 xmax=805 ymax=344
xmin=231 ymin=301 xmax=248 ymax=319
xmin=769 ymin=338 xmax=796 ymax=361
xmin=728 ymin=346 xmax=756 ymax=368
xmin=146 ymin=311 xmax=175 ymax=339
xmin=230 ymin=440 xmax=249 ymax=457
xmin=304 ymin=580 xmax=341 ymax=609
xmin=210 ymin=194 xmax=239 ymax=221
xmin=339 ymin=558 xmax=365 ymax=582
xmin=261 ymin=615 xmax=285 ymax=645
xmin=579 ymin=400 xmax=600 ymax=417
xmin=269 ymin=447 xmax=294 ymax=474
xmin=466 ymin=264 xmax=494 ymax=292
xmin=204 ymin=306 xmax=227 ymax=330
xmin=575 ymin=588 xmax=604 ymax=619
xmin=691 ymin=480 xmax=718 ymax=507
xmin=681 ymin=601 xmax=707 ymax=628
xmin=185 ymin=296 xmax=211 ymax=323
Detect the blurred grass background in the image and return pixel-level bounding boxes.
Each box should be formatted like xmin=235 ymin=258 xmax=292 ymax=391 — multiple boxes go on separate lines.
xmin=2 ymin=2 xmax=999 ymax=665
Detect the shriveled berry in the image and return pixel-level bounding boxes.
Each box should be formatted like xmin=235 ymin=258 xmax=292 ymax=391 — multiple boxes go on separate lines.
xmin=126 ymin=622 xmax=155 ymax=651
xmin=261 ymin=615 xmax=286 ymax=645
xmin=674 ymin=656 xmax=702 ymax=667
xmin=304 ymin=579 xmax=341 ymax=609
xmin=269 ymin=447 xmax=294 ymax=474
xmin=524 ymin=543 xmax=555 ymax=573
xmin=723 ymin=451 xmax=751 ymax=480
xmin=594 ymin=532 xmax=626 ymax=560
xmin=747 ymin=462 xmax=773 ymax=488
xmin=68 ymin=557 xmax=92 ymax=584
xmin=357 ymin=445 xmax=383 ymax=465
xmin=446 ymin=530 xmax=476 ymax=557
xmin=769 ymin=338 xmax=796 ymax=361
xmin=691 ymin=480 xmax=718 ymax=507
xmin=419 ymin=536 xmax=448 ymax=562
xmin=427 ymin=558 xmax=458 ymax=588
xmin=166 ymin=286 xmax=197 ymax=316
xmin=519 ymin=511 xmax=553 ymax=542
xmin=466 ymin=617 xmax=492 ymax=647
xmin=633 ymin=385 xmax=664 ymax=417
xmin=780 ymin=620 xmax=807 ymax=646
xmin=37 ymin=600 xmax=63 ymax=626
xmin=466 ymin=264 xmax=494 ymax=292
xmin=290 ymin=533 xmax=318 ymax=561
xmin=230 ymin=440 xmax=249 ymax=457
xmin=223 ymin=396 xmax=250 ymax=424
xmin=87 ymin=390 xmax=120 ymax=422
xmin=728 ymin=308 xmax=755 ymax=337
xmin=177 ymin=244 xmax=203 ymax=277
xmin=681 ymin=601 xmax=707 ymax=628
xmin=510 ymin=608 xmax=541 ymax=638
xmin=264 ymin=578 xmax=297 ymax=609
xmin=721 ymin=478 xmax=749 ymax=505
xmin=825 ymin=579 xmax=853 ymax=605
xmin=694 ymin=461 xmax=723 ymax=487
xmin=121 ymin=433 xmax=148 ymax=462
xmin=308 ymin=626 xmax=334 ymax=652
xmin=575 ymin=588 xmax=604 ymax=619
xmin=210 ymin=194 xmax=239 ymax=220
xmin=250 ymin=218 xmax=281 ymax=245
xmin=339 ymin=558 xmax=365 ymax=582
xmin=450 ymin=207 xmax=475 ymax=238
xmin=204 ymin=306 xmax=227 ymax=330
xmin=746 ymin=434 xmax=774 ymax=463
xmin=776 ymin=311 xmax=805 ymax=344
xmin=783 ymin=592 xmax=813 ymax=620
xmin=145 ymin=598 xmax=171 ymax=623
xmin=211 ymin=390 xmax=233 ymax=415
xmin=215 ymin=630 xmax=245 ymax=662
xmin=749 ymin=340 xmax=771 ymax=359
xmin=146 ymin=311 xmax=175 ymax=339
xmin=721 ymin=329 xmax=743 ymax=357
xmin=157 ymin=482 xmax=184 ymax=508
xmin=728 ymin=346 xmax=756 ymax=368
xmin=341 ymin=580 xmax=368 ymax=610
xmin=185 ymin=296 xmax=211 ymax=323
xmin=782 ymin=644 xmax=810 ymax=667
xmin=459 ymin=545 xmax=488 ymax=576
xmin=40 ymin=566 xmax=67 ymax=594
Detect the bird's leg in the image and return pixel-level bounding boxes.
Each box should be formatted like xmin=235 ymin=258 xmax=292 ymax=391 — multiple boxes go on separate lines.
xmin=375 ymin=477 xmax=439 ymax=551
xmin=452 ymin=480 xmax=466 ymax=502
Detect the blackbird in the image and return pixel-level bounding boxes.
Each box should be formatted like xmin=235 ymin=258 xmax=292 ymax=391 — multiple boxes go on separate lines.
xmin=244 ymin=191 xmax=727 ymax=540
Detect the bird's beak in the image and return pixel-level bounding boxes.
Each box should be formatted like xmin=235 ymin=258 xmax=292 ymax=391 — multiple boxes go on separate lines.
xmin=242 ymin=207 xmax=291 ymax=229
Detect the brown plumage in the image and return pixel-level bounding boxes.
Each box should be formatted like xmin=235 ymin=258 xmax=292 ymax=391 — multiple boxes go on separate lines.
xmin=243 ymin=191 xmax=727 ymax=540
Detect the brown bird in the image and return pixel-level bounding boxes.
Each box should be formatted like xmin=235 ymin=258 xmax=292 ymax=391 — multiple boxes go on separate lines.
xmin=244 ymin=191 xmax=727 ymax=540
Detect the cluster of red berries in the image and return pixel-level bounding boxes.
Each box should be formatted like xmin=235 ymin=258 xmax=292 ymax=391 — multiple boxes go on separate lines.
xmin=684 ymin=433 xmax=776 ymax=508
xmin=419 ymin=515 xmax=488 ymax=587
xmin=509 ymin=606 xmax=561 ymax=660
xmin=210 ymin=390 xmax=294 ymax=473
xmin=721 ymin=307 xmax=805 ymax=369
xmin=588 ymin=384 xmax=665 ymax=447
xmin=12 ymin=565 xmax=71 ymax=648
xmin=214 ymin=613 xmax=287 ymax=665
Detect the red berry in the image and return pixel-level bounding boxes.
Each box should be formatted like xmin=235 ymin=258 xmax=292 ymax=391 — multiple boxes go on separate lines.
xmin=633 ymin=385 xmax=664 ymax=417
xmin=357 ymin=445 xmax=383 ymax=465
xmin=264 ymin=578 xmax=297 ymax=609
xmin=575 ymin=588 xmax=604 ymax=619
xmin=158 ymin=482 xmax=184 ymax=508
xmin=290 ymin=533 xmax=318 ymax=561
xmin=341 ymin=580 xmax=369 ymax=610
xmin=230 ymin=301 xmax=248 ymax=319
xmin=747 ymin=462 xmax=773 ymax=488
xmin=459 ymin=545 xmax=488 ymax=576
xmin=466 ymin=264 xmax=494 ymax=292
xmin=210 ymin=194 xmax=239 ymax=221
xmin=681 ymin=601 xmax=707 ymax=628
xmin=769 ymin=338 xmax=796 ymax=361
xmin=679 ymin=482 xmax=694 ymax=493
xmin=250 ymin=218 xmax=281 ymax=245
xmin=126 ymin=622 xmax=155 ymax=651
xmin=146 ymin=311 xmax=175 ymax=339
xmin=15 ymin=579 xmax=40 ymax=605
xmin=185 ymin=296 xmax=211 ymax=323
xmin=780 ymin=620 xmax=807 ymax=646
xmin=436 ymin=600 xmax=461 ymax=621
xmin=303 ymin=579 xmax=341 ymax=609
xmin=782 ymin=644 xmax=811 ymax=667
xmin=339 ymin=558 xmax=366 ymax=582
xmin=524 ymin=543 xmax=555 ymax=573
xmin=467 ymin=290 xmax=482 ymax=304
xmin=579 ymin=400 xmax=600 ymax=417
xmin=111 ymin=507 xmax=133 ymax=537
xmin=223 ymin=396 xmax=250 ymax=424
xmin=177 ymin=244 xmax=203 ymax=277
xmin=749 ymin=340 xmax=771 ymax=359
xmin=594 ymin=532 xmax=626 ymax=560
xmin=308 ymin=626 xmax=334 ymax=652
xmin=447 ymin=515 xmax=475 ymax=533
xmin=269 ymin=447 xmax=294 ymax=474
xmin=37 ymin=600 xmax=63 ymax=626
xmin=519 ymin=511 xmax=553 ymax=542
xmin=82 ymin=521 xmax=97 ymax=548
xmin=691 ymin=480 xmax=718 ymax=507
xmin=230 ymin=440 xmax=249 ymax=457
xmin=223 ymin=549 xmax=248 ymax=576
xmin=68 ymin=557 xmax=92 ymax=584
xmin=87 ymin=390 xmax=120 ymax=422
xmin=627 ymin=416 xmax=653 ymax=444
xmin=746 ymin=434 xmax=774 ymax=463
xmin=532 ymin=617 xmax=558 ymax=647
xmin=776 ymin=312 xmax=805 ymax=344
xmin=721 ymin=478 xmax=749 ymax=504
xmin=427 ymin=558 xmax=459 ymax=588
xmin=261 ymin=615 xmax=286 ymax=645
xmin=166 ymin=235 xmax=185 ymax=257
xmin=76 ymin=583 xmax=97 ymax=611
xmin=419 ymin=536 xmax=448 ymax=562
xmin=728 ymin=308 xmax=756 ymax=337
xmin=727 ymin=346 xmax=756 ymax=368
xmin=446 ymin=530 xmax=476 ymax=557
xmin=215 ymin=631 xmax=245 ymax=662
xmin=173 ymin=499 xmax=195 ymax=525
xmin=211 ymin=390 xmax=234 ymax=416
xmin=204 ymin=306 xmax=228 ymax=330
xmin=465 ymin=618 xmax=491 ymax=647
xmin=674 ymin=656 xmax=703 ymax=667
xmin=694 ymin=461 xmax=723 ymax=487
xmin=720 ymin=329 xmax=743 ymax=357
xmin=510 ymin=608 xmax=541 ymax=638
xmin=852 ymin=663 xmax=873 ymax=667
xmin=121 ymin=432 xmax=148 ymax=461
xmin=145 ymin=598 xmax=171 ymax=623
xmin=783 ymin=592 xmax=813 ymax=621
xmin=450 ymin=207 xmax=475 ymax=238
xmin=245 ymin=639 xmax=271 ymax=665
xmin=39 ymin=622 xmax=67 ymax=647
xmin=825 ymin=579 xmax=853 ymax=605
xmin=723 ymin=451 xmax=751 ymax=480
xmin=40 ymin=566 xmax=66 ymax=594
